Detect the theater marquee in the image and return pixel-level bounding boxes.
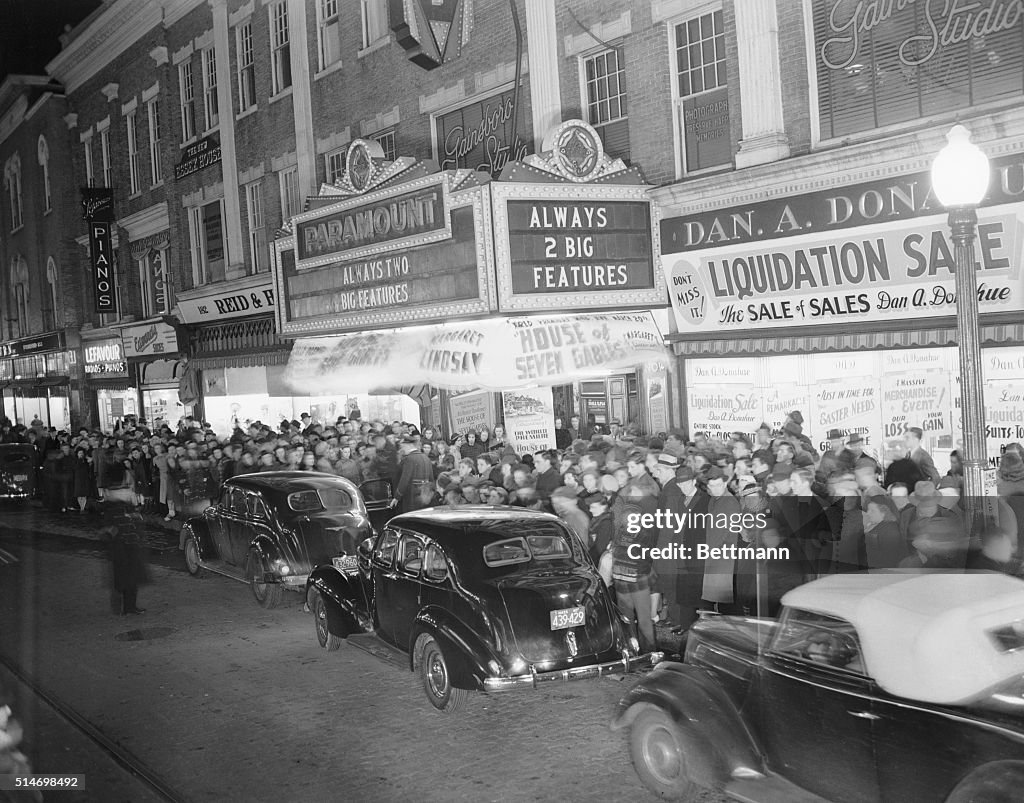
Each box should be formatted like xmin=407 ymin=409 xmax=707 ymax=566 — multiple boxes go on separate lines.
xmin=491 ymin=182 xmax=665 ymax=312
xmin=275 ymin=171 xmax=497 ymax=336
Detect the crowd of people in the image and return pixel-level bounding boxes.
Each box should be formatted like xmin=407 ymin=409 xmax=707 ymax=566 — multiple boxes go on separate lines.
xmin=3 ymin=408 xmax=1023 ymax=651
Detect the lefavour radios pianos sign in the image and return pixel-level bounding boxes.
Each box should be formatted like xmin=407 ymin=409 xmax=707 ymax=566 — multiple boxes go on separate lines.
xmin=82 ymin=188 xmax=116 ymax=313
xmin=273 ymin=141 xmax=496 ymax=336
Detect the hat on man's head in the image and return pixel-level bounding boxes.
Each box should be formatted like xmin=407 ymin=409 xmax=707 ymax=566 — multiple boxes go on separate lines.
xmin=789 ymin=410 xmax=804 ymax=425
xmin=551 ymin=486 xmax=577 ymax=501
xmin=827 ymin=429 xmax=844 ymax=440
xmin=783 ymin=420 xmax=803 ymax=437
xmin=854 ymin=457 xmax=876 ymax=471
xmin=657 ymin=453 xmax=680 ymax=469
xmin=704 ymin=466 xmax=726 ymax=481
xmin=583 ymin=492 xmax=607 ymax=508
xmin=674 ymin=465 xmax=695 ymax=482
xmin=771 ymin=464 xmax=792 ymax=481
xmin=847 ymin=432 xmax=865 ymax=445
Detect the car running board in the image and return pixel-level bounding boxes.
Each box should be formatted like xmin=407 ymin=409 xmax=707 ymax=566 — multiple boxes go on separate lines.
xmin=346 ymin=633 xmax=408 ymax=671
xmin=197 ymin=560 xmax=248 ymax=584
xmin=726 ymin=776 xmax=832 ymax=803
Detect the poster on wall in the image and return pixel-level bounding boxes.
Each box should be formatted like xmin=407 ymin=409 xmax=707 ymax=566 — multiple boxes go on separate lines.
xmin=448 ymin=390 xmax=494 ymax=436
xmin=984 ymin=380 xmax=1024 ymax=468
xmin=686 ymin=384 xmax=762 ymax=442
xmin=502 ymin=386 xmax=555 ymax=454
xmin=810 ymin=378 xmax=881 ymax=457
xmin=880 ymin=370 xmax=951 ymax=447
xmin=644 ymin=361 xmax=669 ymax=435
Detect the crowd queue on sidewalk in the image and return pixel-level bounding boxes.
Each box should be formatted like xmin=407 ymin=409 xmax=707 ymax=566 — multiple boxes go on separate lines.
xmin=2 ymin=408 xmax=1023 ymax=650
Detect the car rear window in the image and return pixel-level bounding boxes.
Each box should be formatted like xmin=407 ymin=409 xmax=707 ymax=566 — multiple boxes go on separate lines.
xmin=288 ymin=488 xmax=353 ymax=512
xmin=1 ymin=452 xmax=30 ymax=464
xmin=483 ymin=534 xmax=572 ymax=567
xmin=987 ymin=621 xmax=1024 ymax=654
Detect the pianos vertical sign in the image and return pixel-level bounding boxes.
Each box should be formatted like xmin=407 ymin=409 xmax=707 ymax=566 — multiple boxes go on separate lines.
xmin=82 ymin=188 xmax=117 ymax=313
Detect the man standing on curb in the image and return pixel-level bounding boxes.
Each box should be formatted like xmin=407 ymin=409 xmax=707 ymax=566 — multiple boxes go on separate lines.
xmin=391 ymin=436 xmax=435 ymax=513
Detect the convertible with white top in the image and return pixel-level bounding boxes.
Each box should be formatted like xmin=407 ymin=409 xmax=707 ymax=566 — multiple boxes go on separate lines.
xmin=612 ymin=572 xmax=1024 ymax=801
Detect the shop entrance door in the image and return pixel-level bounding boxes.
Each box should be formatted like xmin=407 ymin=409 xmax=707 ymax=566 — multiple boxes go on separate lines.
xmin=579 ymin=373 xmax=637 ymax=433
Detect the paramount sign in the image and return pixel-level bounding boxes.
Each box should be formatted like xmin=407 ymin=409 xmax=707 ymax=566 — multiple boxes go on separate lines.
xmin=294 ymin=175 xmax=451 ymax=268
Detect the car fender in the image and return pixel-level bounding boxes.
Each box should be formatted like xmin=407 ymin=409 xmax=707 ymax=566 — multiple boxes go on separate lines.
xmin=306 ymin=566 xmax=364 ymax=637
xmin=945 ymin=761 xmax=1024 ymax=803
xmin=610 ymin=662 xmax=763 ymax=786
xmin=248 ymin=534 xmax=280 ymax=564
xmin=179 ymin=519 xmax=213 ymax=555
xmin=410 ymin=606 xmax=498 ymax=691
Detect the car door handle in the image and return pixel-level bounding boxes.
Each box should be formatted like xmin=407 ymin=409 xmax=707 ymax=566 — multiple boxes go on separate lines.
xmin=847 ymin=710 xmax=880 ymax=720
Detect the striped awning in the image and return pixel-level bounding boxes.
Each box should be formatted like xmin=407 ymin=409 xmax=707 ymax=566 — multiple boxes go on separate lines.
xmin=670 ymin=322 xmax=1024 ymax=357
xmin=189 ymin=350 xmax=290 ymax=371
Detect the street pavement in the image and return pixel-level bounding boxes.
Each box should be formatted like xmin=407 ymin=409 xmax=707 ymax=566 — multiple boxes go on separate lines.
xmin=0 ymin=503 xmax=725 ymax=802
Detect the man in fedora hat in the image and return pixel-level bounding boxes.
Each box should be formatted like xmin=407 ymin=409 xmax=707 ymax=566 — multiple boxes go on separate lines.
xmin=817 ymin=429 xmax=848 ymax=482
xmin=391 ymin=435 xmax=435 ymax=513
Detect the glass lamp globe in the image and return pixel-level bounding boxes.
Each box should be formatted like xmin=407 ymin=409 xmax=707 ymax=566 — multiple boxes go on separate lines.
xmin=931 ymin=124 xmax=989 ymax=208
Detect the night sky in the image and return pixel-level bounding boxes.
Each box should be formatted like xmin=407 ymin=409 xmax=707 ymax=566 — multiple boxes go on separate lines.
xmin=0 ymin=0 xmax=101 ymax=81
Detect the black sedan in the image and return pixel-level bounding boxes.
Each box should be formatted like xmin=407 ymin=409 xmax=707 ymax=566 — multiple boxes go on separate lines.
xmin=611 ymin=572 xmax=1024 ymax=802
xmin=305 ymin=506 xmax=662 ymax=712
xmin=179 ymin=472 xmax=389 ymax=608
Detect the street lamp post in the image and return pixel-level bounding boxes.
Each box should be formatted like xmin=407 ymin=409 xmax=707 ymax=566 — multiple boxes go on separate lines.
xmin=931 ymin=124 xmax=990 ymax=528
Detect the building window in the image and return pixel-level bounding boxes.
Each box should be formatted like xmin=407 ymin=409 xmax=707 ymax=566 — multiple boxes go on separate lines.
xmin=3 ymin=153 xmax=23 ymax=231
xmin=189 ymin=200 xmax=226 ymax=286
xmin=180 ymin=61 xmax=197 ymax=141
xmin=237 ymin=21 xmax=257 ymax=112
xmin=126 ymin=111 xmax=141 ymax=195
xmin=674 ymin=9 xmax=730 ymax=175
xmin=100 ymin=128 xmax=112 ymax=188
xmin=583 ymin=46 xmax=629 ymax=162
xmin=83 ymin=136 xmax=95 ymax=187
xmin=37 ymin=135 xmax=51 ymax=213
xmin=279 ymin=166 xmax=300 ymax=223
xmin=270 ymin=2 xmax=292 ymax=95
xmin=810 ymin=2 xmax=1024 ymax=140
xmin=371 ymin=129 xmax=396 ymax=161
xmin=325 ymin=147 xmax=346 ymax=184
xmin=318 ymin=0 xmax=341 ymax=70
xmin=139 ymin=248 xmax=170 ymax=317
xmin=44 ymin=257 xmax=58 ymax=331
xmin=203 ymin=48 xmax=219 ymax=130
xmin=360 ymin=0 xmax=388 ymax=50
xmin=147 ymin=99 xmax=162 ymax=186
xmin=245 ymin=181 xmax=267 ymax=274
xmin=10 ymin=257 xmax=29 ymax=337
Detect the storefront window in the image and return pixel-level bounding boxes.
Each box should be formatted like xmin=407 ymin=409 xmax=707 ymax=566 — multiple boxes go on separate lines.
xmin=143 ymin=388 xmax=186 ymax=431
xmin=97 ymin=387 xmax=139 ymax=433
xmin=683 ymin=345 xmax=1024 ymax=472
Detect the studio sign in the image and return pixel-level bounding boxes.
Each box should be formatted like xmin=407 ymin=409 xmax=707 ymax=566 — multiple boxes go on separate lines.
xmin=820 ymin=0 xmax=1024 ymax=70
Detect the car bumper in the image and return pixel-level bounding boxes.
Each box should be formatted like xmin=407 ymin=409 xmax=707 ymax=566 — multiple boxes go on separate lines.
xmin=483 ymin=651 xmax=663 ymax=691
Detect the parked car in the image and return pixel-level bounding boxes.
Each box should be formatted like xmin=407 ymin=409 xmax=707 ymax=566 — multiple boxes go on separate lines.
xmin=611 ymin=572 xmax=1024 ymax=802
xmin=179 ymin=472 xmax=390 ymax=608
xmin=0 ymin=443 xmax=36 ymax=501
xmin=306 ymin=506 xmax=662 ymax=712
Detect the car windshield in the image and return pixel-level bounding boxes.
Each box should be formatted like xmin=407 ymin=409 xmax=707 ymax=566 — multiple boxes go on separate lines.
xmin=288 ymin=488 xmax=353 ymax=512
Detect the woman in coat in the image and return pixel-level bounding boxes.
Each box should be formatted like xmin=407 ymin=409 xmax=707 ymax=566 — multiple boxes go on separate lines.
xmin=72 ymin=447 xmax=93 ymax=512
xmin=163 ymin=454 xmax=184 ymax=520
xmin=129 ymin=446 xmax=154 ymax=510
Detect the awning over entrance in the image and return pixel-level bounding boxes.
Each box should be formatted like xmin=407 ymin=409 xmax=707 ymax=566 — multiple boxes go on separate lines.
xmin=284 ymin=312 xmax=667 ymax=394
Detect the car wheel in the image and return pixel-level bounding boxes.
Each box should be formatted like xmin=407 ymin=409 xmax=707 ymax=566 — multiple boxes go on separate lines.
xmin=417 ymin=635 xmax=467 ymax=714
xmin=247 ymin=549 xmax=283 ymax=609
xmin=183 ymin=534 xmax=204 ymax=577
xmin=629 ymin=709 xmax=701 ymax=801
xmin=311 ymin=590 xmax=342 ymax=651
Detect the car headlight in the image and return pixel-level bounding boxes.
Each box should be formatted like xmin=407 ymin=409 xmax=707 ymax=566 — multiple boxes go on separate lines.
xmin=273 ymin=559 xmax=291 ymax=575
xmin=629 ymin=636 xmax=640 ymax=653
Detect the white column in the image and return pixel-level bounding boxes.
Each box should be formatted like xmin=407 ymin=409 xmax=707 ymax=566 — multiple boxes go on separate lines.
xmin=733 ymin=0 xmax=790 ymax=169
xmin=288 ymin=0 xmax=317 ymax=198
xmin=209 ymin=0 xmax=244 ymax=271
xmin=524 ymin=0 xmax=562 ymax=150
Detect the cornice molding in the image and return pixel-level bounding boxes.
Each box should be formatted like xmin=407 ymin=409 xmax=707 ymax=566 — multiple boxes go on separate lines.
xmin=118 ymin=202 xmax=170 ymax=241
xmin=47 ymin=1 xmax=165 ymax=93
